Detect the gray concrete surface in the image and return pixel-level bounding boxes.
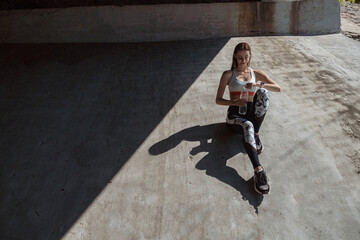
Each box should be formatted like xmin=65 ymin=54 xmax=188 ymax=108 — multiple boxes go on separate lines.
xmin=1 ymin=34 xmax=360 ymax=239
xmin=0 ymin=0 xmax=340 ymax=43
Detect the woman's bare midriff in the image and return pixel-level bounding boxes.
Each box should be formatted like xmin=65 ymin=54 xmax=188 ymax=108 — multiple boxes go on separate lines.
xmin=230 ymin=95 xmax=254 ymax=102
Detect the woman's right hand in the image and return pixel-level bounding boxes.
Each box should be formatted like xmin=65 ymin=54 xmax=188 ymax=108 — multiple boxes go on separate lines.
xmin=232 ymin=98 xmax=247 ymax=106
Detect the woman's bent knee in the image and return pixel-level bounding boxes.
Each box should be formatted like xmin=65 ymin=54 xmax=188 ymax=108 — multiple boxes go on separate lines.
xmin=255 ymin=88 xmax=270 ymax=117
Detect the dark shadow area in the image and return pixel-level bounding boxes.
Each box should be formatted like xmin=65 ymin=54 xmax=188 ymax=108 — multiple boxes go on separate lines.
xmin=149 ymin=123 xmax=263 ymax=213
xmin=0 ymin=38 xmax=229 ymax=240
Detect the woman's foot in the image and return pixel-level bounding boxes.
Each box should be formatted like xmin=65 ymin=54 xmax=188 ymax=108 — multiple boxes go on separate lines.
xmin=255 ymin=133 xmax=264 ymax=154
xmin=253 ymin=168 xmax=270 ymax=194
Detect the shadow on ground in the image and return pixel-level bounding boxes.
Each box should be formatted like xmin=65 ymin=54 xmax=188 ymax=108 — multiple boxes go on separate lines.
xmin=0 ymin=38 xmax=229 ymax=240
xmin=149 ymin=123 xmax=263 ymax=213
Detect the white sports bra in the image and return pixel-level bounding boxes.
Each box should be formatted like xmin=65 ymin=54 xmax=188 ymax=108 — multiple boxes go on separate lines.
xmin=228 ymin=68 xmax=257 ymax=98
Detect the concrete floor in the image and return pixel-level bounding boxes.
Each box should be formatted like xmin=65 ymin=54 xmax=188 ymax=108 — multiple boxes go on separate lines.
xmin=1 ymin=34 xmax=360 ymax=240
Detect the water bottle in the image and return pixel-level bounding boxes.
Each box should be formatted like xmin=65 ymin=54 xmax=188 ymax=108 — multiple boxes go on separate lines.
xmin=239 ymin=91 xmax=248 ymax=115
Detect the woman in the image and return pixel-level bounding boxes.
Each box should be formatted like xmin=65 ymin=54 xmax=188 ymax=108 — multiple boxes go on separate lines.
xmin=215 ymin=42 xmax=281 ymax=194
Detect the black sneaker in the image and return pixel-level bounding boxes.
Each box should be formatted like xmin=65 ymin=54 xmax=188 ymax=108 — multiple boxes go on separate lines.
xmin=253 ymin=170 xmax=270 ymax=194
xmin=255 ymin=133 xmax=264 ymax=154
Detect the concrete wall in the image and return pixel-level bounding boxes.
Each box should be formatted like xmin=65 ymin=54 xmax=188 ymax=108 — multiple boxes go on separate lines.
xmin=0 ymin=0 xmax=340 ymax=42
xmin=0 ymin=0 xmax=258 ymax=10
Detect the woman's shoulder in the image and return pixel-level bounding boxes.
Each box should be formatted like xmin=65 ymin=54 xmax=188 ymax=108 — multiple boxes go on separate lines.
xmin=220 ymin=70 xmax=233 ymax=85
xmin=253 ymin=69 xmax=269 ymax=78
xmin=253 ymin=69 xmax=266 ymax=75
xmin=222 ymin=69 xmax=233 ymax=77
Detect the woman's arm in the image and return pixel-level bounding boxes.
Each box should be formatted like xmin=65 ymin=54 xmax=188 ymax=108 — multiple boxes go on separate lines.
xmin=215 ymin=71 xmax=246 ymax=106
xmin=254 ymin=70 xmax=281 ymax=92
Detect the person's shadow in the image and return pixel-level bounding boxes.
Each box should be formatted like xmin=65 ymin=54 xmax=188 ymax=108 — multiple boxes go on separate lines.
xmin=149 ymin=123 xmax=263 ymax=213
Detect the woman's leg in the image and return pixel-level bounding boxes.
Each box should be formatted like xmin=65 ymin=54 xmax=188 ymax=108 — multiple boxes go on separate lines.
xmin=226 ymin=111 xmax=261 ymax=169
xmin=227 ymin=99 xmax=270 ymax=194
xmin=249 ymin=88 xmax=270 ymax=153
xmin=250 ymin=88 xmax=270 ymax=133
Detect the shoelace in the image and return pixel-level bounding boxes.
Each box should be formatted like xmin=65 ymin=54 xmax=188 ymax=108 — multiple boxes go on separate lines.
xmin=257 ymin=171 xmax=268 ymax=185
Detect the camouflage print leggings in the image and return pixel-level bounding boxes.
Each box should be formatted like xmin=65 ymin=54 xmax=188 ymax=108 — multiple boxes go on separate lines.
xmin=226 ymin=88 xmax=270 ymax=168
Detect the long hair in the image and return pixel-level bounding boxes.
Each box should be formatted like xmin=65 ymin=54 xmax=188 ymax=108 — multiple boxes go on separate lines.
xmin=231 ymin=42 xmax=251 ymax=70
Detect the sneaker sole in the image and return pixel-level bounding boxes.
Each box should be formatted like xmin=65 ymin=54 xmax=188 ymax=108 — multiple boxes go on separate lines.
xmin=253 ymin=176 xmax=270 ymax=195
